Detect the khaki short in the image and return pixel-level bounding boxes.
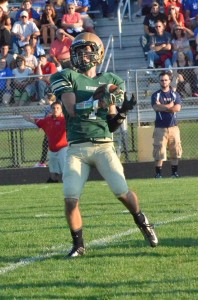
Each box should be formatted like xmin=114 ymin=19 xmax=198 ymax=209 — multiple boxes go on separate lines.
xmin=49 ymin=147 xmax=67 ymax=174
xmin=153 ymin=126 xmax=182 ymax=161
xmin=62 ymin=142 xmax=129 ymax=199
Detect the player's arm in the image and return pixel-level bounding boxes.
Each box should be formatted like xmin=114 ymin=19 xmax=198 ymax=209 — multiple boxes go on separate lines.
xmin=22 ymin=114 xmax=36 ymax=124
xmin=61 ymin=92 xmax=76 ymax=117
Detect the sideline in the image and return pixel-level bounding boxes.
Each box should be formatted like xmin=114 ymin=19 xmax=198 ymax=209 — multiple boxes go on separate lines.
xmin=0 ymin=213 xmax=197 ymax=275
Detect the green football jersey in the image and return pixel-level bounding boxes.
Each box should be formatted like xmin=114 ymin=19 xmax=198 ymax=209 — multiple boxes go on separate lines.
xmin=50 ymin=69 xmax=125 ymax=141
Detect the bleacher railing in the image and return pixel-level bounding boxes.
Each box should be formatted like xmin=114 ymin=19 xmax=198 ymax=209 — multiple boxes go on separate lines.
xmin=98 ymin=34 xmax=115 ymax=73
xmin=117 ymin=0 xmax=132 ymax=49
xmin=0 ymin=66 xmax=198 ymax=168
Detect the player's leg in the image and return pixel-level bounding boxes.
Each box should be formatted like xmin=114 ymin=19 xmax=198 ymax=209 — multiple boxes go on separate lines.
xmin=153 ymin=127 xmax=168 ymax=178
xmin=63 ymin=144 xmax=91 ymax=257
xmin=168 ymin=126 xmax=182 ymax=178
xmin=94 ymin=143 xmax=158 ymax=247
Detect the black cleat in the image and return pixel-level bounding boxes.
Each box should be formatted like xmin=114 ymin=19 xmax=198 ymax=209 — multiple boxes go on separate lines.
xmin=68 ymin=246 xmax=85 ymax=257
xmin=171 ymin=172 xmax=179 ymax=178
xmin=137 ymin=213 xmax=158 ymax=247
xmin=46 ymin=177 xmax=59 ymax=183
xmin=155 ymin=173 xmax=162 ymax=179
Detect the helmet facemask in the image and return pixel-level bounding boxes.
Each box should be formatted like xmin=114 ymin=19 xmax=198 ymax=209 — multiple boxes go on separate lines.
xmin=70 ymin=40 xmax=103 ymax=72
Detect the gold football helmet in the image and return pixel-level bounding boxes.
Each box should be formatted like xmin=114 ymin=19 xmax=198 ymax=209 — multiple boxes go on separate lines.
xmin=70 ymin=32 xmax=104 ymax=72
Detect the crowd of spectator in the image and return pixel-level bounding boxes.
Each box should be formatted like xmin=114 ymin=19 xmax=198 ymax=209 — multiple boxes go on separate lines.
xmin=0 ymin=0 xmax=198 ymax=106
xmin=140 ymin=0 xmax=198 ymax=97
xmin=0 ymin=0 xmax=117 ymax=106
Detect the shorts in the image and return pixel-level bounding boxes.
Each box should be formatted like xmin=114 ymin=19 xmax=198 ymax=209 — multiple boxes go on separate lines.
xmin=62 ymin=142 xmax=129 ymax=199
xmin=48 ymin=147 xmax=67 ymax=174
xmin=153 ymin=126 xmax=182 ymax=161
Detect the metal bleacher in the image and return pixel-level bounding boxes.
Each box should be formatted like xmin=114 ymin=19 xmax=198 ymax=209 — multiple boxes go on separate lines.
xmin=94 ymin=1 xmax=147 ymax=81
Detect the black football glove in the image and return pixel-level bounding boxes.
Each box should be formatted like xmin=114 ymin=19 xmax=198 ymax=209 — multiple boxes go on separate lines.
xmin=117 ymin=92 xmax=136 ymax=114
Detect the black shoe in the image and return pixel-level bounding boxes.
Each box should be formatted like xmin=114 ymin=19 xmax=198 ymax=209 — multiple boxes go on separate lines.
xmin=171 ymin=172 xmax=179 ymax=178
xmin=68 ymin=246 xmax=85 ymax=257
xmin=137 ymin=213 xmax=158 ymax=247
xmin=46 ymin=177 xmax=58 ymax=183
xmin=155 ymin=173 xmax=162 ymax=179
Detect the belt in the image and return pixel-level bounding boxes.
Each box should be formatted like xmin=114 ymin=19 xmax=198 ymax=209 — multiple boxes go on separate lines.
xmin=69 ymin=138 xmax=113 ymax=145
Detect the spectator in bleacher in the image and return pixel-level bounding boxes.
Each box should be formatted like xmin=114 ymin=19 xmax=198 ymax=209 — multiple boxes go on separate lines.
xmin=35 ymin=54 xmax=57 ymax=103
xmin=15 ymin=0 xmax=40 ymax=27
xmin=89 ymin=0 xmax=108 ymax=18
xmin=40 ymin=4 xmax=57 ymax=47
xmin=0 ymin=58 xmax=12 ymax=106
xmin=12 ymin=10 xmax=40 ymax=54
xmin=61 ymin=3 xmax=84 ymax=37
xmin=172 ymin=50 xmax=198 ymax=97
xmin=163 ymin=0 xmax=184 ymax=16
xmin=22 ymin=43 xmax=38 ymax=71
xmin=136 ymin=0 xmax=153 ymax=18
xmin=29 ymin=34 xmax=45 ymax=58
xmin=147 ymin=19 xmax=172 ymax=70
xmin=140 ymin=1 xmax=167 ymax=58
xmin=66 ymin=0 xmax=95 ymax=32
xmin=31 ymin=0 xmax=46 ymax=13
xmin=12 ymin=55 xmax=35 ymax=106
xmin=103 ymin=0 xmax=115 ymax=20
xmin=0 ymin=1 xmax=9 ymax=13
xmin=171 ymin=25 xmax=194 ymax=64
xmin=50 ymin=0 xmax=66 ymax=28
xmin=22 ymin=101 xmax=68 ymax=183
xmin=185 ymin=0 xmax=198 ymax=30
xmin=49 ymin=28 xmax=74 ymax=69
xmin=0 ymin=43 xmax=14 ymax=68
xmin=166 ymin=4 xmax=185 ymax=33
xmin=0 ymin=5 xmax=12 ymax=47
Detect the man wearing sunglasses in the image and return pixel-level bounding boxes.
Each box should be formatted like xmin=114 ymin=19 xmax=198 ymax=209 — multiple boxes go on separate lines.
xmin=12 ymin=10 xmax=40 ymax=54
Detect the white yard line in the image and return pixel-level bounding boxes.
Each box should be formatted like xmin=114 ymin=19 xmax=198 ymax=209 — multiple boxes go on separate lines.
xmin=0 ymin=186 xmax=48 ymax=196
xmin=0 ymin=213 xmax=197 ymax=275
xmin=0 ymin=189 xmax=21 ymax=195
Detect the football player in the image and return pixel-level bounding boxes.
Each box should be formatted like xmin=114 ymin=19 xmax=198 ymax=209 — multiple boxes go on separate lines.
xmin=50 ymin=32 xmax=158 ymax=257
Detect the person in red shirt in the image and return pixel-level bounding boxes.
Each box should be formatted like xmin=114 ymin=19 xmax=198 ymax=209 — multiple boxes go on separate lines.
xmin=35 ymin=54 xmax=57 ymax=103
xmin=61 ymin=3 xmax=84 ymax=37
xmin=163 ymin=0 xmax=183 ymax=17
xmin=166 ymin=4 xmax=185 ymax=33
xmin=50 ymin=28 xmax=74 ymax=69
xmin=22 ymin=101 xmax=68 ymax=183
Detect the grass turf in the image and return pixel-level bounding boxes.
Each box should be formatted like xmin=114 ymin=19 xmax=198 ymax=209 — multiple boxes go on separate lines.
xmin=0 ymin=178 xmax=197 ymax=299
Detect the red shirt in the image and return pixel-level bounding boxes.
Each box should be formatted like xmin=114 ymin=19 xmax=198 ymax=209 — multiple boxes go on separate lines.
xmin=50 ymin=37 xmax=72 ymax=60
xmin=61 ymin=12 xmax=81 ymax=25
xmin=35 ymin=115 xmax=68 ymax=152
xmin=164 ymin=2 xmax=183 ymax=16
xmin=41 ymin=62 xmax=57 ymax=75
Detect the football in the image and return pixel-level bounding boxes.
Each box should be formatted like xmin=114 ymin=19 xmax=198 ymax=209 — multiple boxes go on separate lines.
xmin=93 ymin=84 xmax=118 ymax=101
xmin=106 ymin=84 xmax=118 ymax=93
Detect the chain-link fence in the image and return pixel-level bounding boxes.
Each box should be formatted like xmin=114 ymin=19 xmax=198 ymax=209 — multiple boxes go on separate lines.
xmin=0 ymin=67 xmax=198 ymax=169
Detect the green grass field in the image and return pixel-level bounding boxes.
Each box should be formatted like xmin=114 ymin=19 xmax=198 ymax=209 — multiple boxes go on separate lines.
xmin=0 ymin=178 xmax=197 ymax=299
